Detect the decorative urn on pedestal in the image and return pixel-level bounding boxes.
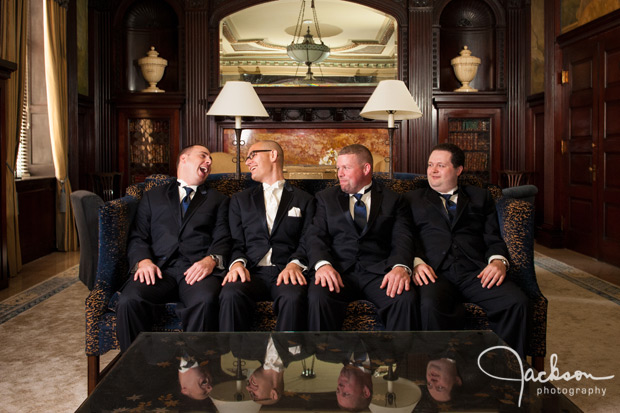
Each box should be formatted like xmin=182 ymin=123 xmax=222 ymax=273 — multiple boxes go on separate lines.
xmin=451 ymin=46 xmax=481 ymax=92
xmin=138 ymin=47 xmax=167 ymax=93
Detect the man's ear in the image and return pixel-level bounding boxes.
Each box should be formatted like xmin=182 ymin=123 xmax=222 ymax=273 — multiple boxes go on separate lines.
xmin=363 ymin=162 xmax=372 ymax=175
xmin=456 ymin=165 xmax=464 ymax=177
xmin=270 ymin=388 xmax=280 ymax=401
xmin=363 ymin=385 xmax=371 ymax=399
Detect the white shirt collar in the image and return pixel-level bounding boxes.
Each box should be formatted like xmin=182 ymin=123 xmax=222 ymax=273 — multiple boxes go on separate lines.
xmin=263 ymin=180 xmax=285 ymax=192
xmin=177 ymin=179 xmax=198 ymax=191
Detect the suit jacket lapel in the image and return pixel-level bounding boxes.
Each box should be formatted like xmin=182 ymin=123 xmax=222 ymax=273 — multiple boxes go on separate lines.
xmin=364 ymin=182 xmax=383 ymax=235
xmin=252 ymin=185 xmax=269 ymax=233
xmin=337 ymin=189 xmax=356 ymax=229
xmin=166 ymin=181 xmax=183 ymax=226
xmin=425 ymin=188 xmax=451 ymax=227
xmin=272 ymin=182 xmax=293 ymax=234
xmin=453 ymin=188 xmax=469 ymax=225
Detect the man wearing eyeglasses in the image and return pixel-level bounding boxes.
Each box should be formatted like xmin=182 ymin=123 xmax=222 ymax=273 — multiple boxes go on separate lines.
xmin=117 ymin=145 xmax=231 ymax=352
xmin=219 ymin=140 xmax=316 ymax=331
xmin=306 ymin=144 xmax=418 ymax=331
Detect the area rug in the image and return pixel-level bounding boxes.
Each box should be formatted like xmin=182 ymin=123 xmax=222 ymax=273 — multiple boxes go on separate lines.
xmin=0 ymin=265 xmax=79 ymax=325
xmin=534 ymin=252 xmax=620 ymax=413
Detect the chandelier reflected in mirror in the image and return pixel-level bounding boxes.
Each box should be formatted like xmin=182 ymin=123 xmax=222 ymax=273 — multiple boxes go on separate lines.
xmin=286 ymin=0 xmax=330 ymax=81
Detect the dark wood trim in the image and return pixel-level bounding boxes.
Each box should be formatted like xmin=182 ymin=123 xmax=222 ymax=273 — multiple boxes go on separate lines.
xmin=0 ymin=59 xmax=17 ymax=289
xmin=557 ymin=8 xmax=620 ymax=48
xmin=67 ymin=0 xmax=80 ymax=192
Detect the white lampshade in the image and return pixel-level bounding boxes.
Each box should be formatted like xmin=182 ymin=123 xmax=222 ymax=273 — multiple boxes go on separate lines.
xmin=360 ymin=80 xmax=422 ymax=127
xmin=207 ymin=81 xmax=269 ymax=128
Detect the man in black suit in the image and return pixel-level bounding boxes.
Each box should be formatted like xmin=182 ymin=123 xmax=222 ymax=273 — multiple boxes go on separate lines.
xmin=219 ymin=140 xmax=315 ymax=331
xmin=116 ymin=145 xmax=231 ymax=351
xmin=405 ymin=143 xmax=528 ymax=357
xmin=306 ymin=144 xmax=417 ymax=331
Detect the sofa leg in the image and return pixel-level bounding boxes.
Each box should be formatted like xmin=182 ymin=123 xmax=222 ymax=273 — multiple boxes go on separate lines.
xmin=88 ymin=355 xmax=100 ymax=395
xmin=532 ymin=355 xmax=544 ymax=372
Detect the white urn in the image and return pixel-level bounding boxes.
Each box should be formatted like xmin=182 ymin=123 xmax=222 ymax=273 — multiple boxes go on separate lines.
xmin=451 ymin=46 xmax=481 ymax=92
xmin=138 ymin=46 xmax=168 ymax=93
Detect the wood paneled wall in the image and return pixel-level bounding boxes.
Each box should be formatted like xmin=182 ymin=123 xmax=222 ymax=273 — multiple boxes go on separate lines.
xmin=77 ymin=0 xmax=529 ymax=181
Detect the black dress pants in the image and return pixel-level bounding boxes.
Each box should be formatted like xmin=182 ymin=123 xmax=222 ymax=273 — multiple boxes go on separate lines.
xmin=308 ymin=263 xmax=419 ymax=331
xmin=219 ymin=266 xmax=308 ymax=331
xmin=419 ymin=259 xmax=529 ymax=358
xmin=116 ymin=261 xmax=221 ymax=351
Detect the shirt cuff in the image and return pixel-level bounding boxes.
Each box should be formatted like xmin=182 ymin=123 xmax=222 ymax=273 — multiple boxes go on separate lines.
xmin=289 ymin=259 xmax=307 ymax=272
xmin=228 ymin=258 xmax=246 ymax=271
xmin=413 ymin=257 xmax=426 ymax=268
xmin=314 ymin=260 xmax=331 ymax=271
xmin=488 ymin=255 xmax=509 ymax=269
xmin=393 ymin=264 xmax=412 ymax=276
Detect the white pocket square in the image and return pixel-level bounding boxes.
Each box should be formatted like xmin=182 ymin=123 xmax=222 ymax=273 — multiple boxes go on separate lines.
xmin=288 ymin=207 xmax=302 ymax=217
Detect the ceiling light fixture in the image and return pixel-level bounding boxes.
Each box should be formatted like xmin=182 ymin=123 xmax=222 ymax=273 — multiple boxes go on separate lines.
xmin=286 ymin=0 xmax=330 ymax=80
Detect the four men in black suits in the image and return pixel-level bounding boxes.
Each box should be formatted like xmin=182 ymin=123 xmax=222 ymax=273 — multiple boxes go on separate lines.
xmin=306 ymin=144 xmax=418 ymax=331
xmin=116 ymin=144 xmax=231 ymax=351
xmin=220 ymin=140 xmax=315 ymax=331
xmin=405 ymin=143 xmax=528 ymax=357
xmin=118 ymin=141 xmax=527 ymax=359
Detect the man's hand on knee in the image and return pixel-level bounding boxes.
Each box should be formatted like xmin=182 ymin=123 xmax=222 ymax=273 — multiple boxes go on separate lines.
xmin=221 ymin=262 xmax=250 ymax=285
xmin=314 ymin=265 xmax=344 ymax=293
xmin=134 ymin=259 xmax=162 ymax=285
xmin=477 ymin=260 xmax=507 ymax=289
xmin=184 ymin=256 xmax=215 ymax=286
xmin=277 ymin=262 xmax=307 ymax=286
xmin=413 ymin=263 xmax=437 ymax=286
xmin=380 ymin=266 xmax=411 ymax=297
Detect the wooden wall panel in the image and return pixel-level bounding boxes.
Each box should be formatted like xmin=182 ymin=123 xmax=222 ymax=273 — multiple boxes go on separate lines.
xmin=185 ymin=4 xmax=210 ymax=149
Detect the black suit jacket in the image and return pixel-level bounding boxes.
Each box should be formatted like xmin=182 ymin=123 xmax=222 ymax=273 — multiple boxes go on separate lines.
xmin=127 ymin=179 xmax=231 ymax=272
xmin=307 ymin=179 xmax=414 ymax=276
xmin=228 ymin=181 xmax=316 ymax=271
xmin=404 ymin=185 xmax=508 ymax=271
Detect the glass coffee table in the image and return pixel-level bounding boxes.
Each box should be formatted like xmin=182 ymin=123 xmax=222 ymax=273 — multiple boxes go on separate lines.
xmin=78 ymin=331 xmax=582 ymax=412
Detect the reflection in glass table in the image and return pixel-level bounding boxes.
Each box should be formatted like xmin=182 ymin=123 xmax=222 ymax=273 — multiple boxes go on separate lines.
xmin=78 ymin=331 xmax=582 ymax=412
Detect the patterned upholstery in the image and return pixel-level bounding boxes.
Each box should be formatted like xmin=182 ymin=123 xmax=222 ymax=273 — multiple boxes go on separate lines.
xmin=86 ymin=172 xmax=546 ymax=390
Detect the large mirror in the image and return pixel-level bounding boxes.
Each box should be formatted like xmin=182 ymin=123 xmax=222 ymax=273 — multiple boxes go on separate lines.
xmin=219 ymin=0 xmax=398 ymax=86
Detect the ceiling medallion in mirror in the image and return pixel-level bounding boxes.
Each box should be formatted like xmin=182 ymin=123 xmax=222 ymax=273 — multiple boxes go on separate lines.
xmin=219 ymin=0 xmax=398 ymax=87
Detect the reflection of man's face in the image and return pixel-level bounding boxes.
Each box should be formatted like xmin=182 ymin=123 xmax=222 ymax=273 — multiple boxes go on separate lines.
xmin=336 ymin=365 xmax=371 ymax=411
xmin=246 ymin=367 xmax=278 ymax=404
xmin=426 ymin=358 xmax=462 ymax=402
xmin=178 ymin=366 xmax=213 ymax=400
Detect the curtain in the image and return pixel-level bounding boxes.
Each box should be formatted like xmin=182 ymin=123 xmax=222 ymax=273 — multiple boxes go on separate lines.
xmin=43 ymin=0 xmax=77 ymax=251
xmin=1 ymin=0 xmax=29 ymax=276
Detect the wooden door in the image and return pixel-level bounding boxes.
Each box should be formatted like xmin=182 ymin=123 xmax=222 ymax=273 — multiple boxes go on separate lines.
xmin=563 ymin=38 xmax=598 ymax=257
xmin=597 ymin=28 xmax=620 ymax=266
xmin=562 ymin=27 xmax=620 ymax=266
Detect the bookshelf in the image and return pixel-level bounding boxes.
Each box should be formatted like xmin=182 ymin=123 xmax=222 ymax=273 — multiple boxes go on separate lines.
xmin=437 ymin=107 xmax=502 ymax=184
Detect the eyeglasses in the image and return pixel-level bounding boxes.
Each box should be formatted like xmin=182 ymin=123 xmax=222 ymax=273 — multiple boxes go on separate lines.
xmin=246 ymin=149 xmax=272 ymax=160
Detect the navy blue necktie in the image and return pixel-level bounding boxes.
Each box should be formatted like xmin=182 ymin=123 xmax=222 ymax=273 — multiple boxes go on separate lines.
xmin=353 ymin=187 xmax=371 ymax=232
xmin=441 ymin=193 xmax=457 ymax=222
xmin=181 ymin=186 xmax=193 ymax=217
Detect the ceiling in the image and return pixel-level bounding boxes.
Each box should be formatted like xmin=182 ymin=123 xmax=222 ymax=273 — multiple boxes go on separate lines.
xmin=219 ymin=0 xmax=398 ymax=83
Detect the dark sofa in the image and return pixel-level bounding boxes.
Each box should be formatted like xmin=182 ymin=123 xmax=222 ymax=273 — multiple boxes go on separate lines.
xmin=85 ymin=172 xmax=547 ymax=392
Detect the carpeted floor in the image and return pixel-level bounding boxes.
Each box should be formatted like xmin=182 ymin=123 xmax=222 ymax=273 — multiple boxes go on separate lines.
xmin=0 ymin=255 xmax=618 ymax=412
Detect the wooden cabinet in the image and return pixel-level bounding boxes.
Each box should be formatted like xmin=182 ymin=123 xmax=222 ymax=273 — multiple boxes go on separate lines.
xmin=115 ymin=93 xmax=184 ymax=189
xmin=436 ymin=103 xmax=502 ymax=184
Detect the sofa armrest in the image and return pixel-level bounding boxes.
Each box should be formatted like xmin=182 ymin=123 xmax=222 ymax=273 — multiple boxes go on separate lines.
xmin=496 ymin=197 xmax=543 ymax=298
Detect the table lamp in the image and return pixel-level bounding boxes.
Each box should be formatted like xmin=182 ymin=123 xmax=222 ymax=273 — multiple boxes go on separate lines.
xmin=207 ymin=81 xmax=269 ymax=179
xmin=360 ymin=80 xmax=422 ymax=178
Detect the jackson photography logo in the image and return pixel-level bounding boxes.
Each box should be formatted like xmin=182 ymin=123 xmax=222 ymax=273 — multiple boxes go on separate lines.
xmin=477 ymin=346 xmax=615 ymax=407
